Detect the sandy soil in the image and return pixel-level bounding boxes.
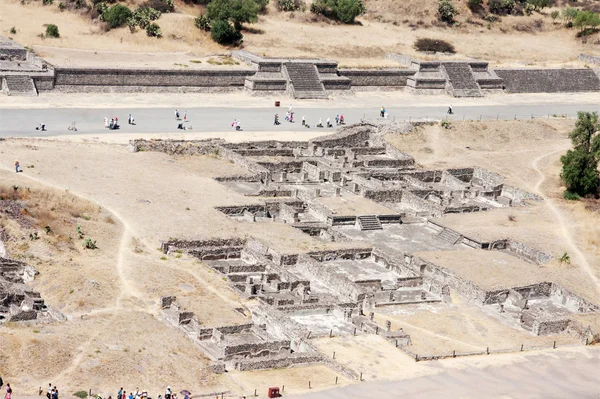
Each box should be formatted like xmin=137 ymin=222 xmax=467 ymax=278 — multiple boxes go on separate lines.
xmin=1 ymin=0 xmax=598 ymax=68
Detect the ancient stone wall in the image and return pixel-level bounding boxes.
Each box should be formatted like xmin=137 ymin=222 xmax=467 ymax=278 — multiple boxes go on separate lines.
xmin=507 ymin=240 xmax=553 ymax=264
xmin=54 ymin=68 xmax=255 ymax=89
xmin=550 ymin=284 xmax=600 ymax=312
xmin=473 ymin=167 xmax=504 ymax=186
xmin=501 ymin=184 xmax=542 ymax=202
xmin=338 ymin=69 xmax=415 ymax=86
xmin=494 ymin=68 xmax=600 ymax=93
xmin=578 ymin=54 xmax=600 ymax=65
xmin=309 ymin=125 xmax=372 ymax=148
xmin=127 ymin=138 xmax=224 ymax=154
xmin=235 ymin=354 xmax=323 ymax=371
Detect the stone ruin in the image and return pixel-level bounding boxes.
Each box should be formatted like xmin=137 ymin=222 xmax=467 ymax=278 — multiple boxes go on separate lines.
xmin=137 ymin=122 xmax=599 ymax=373
xmin=0 ymin=35 xmax=54 ymax=96
xmin=0 ymin=257 xmax=62 ymax=323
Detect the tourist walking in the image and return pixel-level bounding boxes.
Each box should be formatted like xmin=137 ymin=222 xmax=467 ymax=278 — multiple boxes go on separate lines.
xmin=447 ymin=105 xmax=453 ymax=115
xmin=5 ymin=383 xmax=12 ymax=399
xmin=104 ymin=117 xmax=108 ymax=128
xmin=0 ymin=376 xmax=3 ymax=389
xmin=14 ymin=160 xmax=20 ymax=173
xmin=165 ymin=387 xmax=172 ymax=399
xmin=117 ymin=388 xmax=123 ymax=399
xmin=175 ymin=109 xmax=180 ymax=120
xmin=335 ymin=115 xmax=339 ymax=125
xmin=47 ymin=384 xmax=52 ymax=399
xmin=128 ymin=114 xmax=132 ymax=124
xmin=302 ymin=115 xmax=306 ymax=126
xmin=183 ymin=111 xmax=187 ymax=122
xmin=380 ymin=106 xmax=385 ymax=118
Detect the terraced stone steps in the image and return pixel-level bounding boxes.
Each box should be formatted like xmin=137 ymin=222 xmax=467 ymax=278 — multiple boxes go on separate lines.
xmin=3 ymin=75 xmax=37 ymax=96
xmin=442 ymin=63 xmax=483 ymax=97
xmin=357 ymin=215 xmax=383 ymax=231
xmin=437 ymin=228 xmax=462 ymax=244
xmin=284 ymin=63 xmax=327 ymax=99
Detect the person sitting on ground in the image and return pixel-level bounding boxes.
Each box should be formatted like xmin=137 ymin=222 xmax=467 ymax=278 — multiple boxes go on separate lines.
xmin=36 ymin=123 xmax=46 ymax=131
xmin=178 ymin=122 xmax=184 ymax=130
xmin=317 ymin=118 xmax=323 ymax=128
xmin=235 ymin=121 xmax=242 ymax=131
xmin=302 ymin=116 xmax=306 ymax=126
xmin=131 ymin=115 xmax=135 ymax=125
xmin=326 ymin=117 xmax=332 ymax=128
xmin=339 ymin=114 xmax=345 ymax=124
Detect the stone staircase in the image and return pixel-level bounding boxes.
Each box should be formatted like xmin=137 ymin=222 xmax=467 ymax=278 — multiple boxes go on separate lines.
xmin=284 ymin=63 xmax=328 ymax=99
xmin=442 ymin=63 xmax=483 ymax=97
xmin=3 ymin=75 xmax=37 ymax=96
xmin=357 ymin=215 xmax=383 ymax=231
xmin=437 ymin=228 xmax=462 ymax=244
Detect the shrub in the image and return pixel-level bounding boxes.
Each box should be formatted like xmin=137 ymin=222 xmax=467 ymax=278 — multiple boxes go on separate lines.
xmin=210 ymin=19 xmax=242 ymax=44
xmin=526 ymin=0 xmax=551 ymax=11
xmin=484 ymin=13 xmax=499 ymax=22
xmin=45 ymin=24 xmax=60 ymax=37
xmin=524 ymin=3 xmax=534 ymax=15
xmin=43 ymin=0 xmax=53 ymax=5
xmin=574 ymin=10 xmax=600 ymax=35
xmin=255 ymin=0 xmax=269 ymax=12
xmin=207 ymin=0 xmax=259 ymax=30
xmin=550 ymin=10 xmax=559 ymax=20
xmin=95 ymin=2 xmax=109 ymax=18
xmin=130 ymin=6 xmax=161 ymax=29
xmin=10 ymin=27 xmax=16 ymax=34
xmin=73 ymin=392 xmax=88 ymax=399
xmin=335 ymin=0 xmax=365 ymax=23
xmin=103 ymin=4 xmax=133 ymax=29
xmin=143 ymin=0 xmax=173 ymax=12
xmin=489 ymin=0 xmax=514 ymax=14
xmin=145 ymin=22 xmax=162 ymax=37
xmin=277 ymin=0 xmax=305 ymax=11
xmin=58 ymin=1 xmax=66 ymax=10
xmin=414 ymin=38 xmax=455 ymax=53
xmin=195 ymin=14 xmax=211 ymax=30
xmin=467 ymin=0 xmax=482 ymax=11
xmin=563 ymin=190 xmax=581 ymax=201
xmin=558 ymin=251 xmax=571 ymax=264
xmin=310 ymin=0 xmax=364 ymax=23
xmin=562 ymin=7 xmax=578 ymax=25
xmin=83 ymin=237 xmax=97 ymax=249
xmin=438 ymin=0 xmax=457 ymax=23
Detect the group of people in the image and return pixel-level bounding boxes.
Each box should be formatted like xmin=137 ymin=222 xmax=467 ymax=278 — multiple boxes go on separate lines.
xmin=231 ymin=119 xmax=242 ymax=131
xmin=104 ymin=117 xmax=120 ymax=130
xmin=176 ymin=109 xmax=192 ymax=130
xmin=45 ymin=383 xmax=60 ymax=399
xmin=116 ymin=386 xmax=191 ymax=399
xmin=0 ymin=377 xmax=11 ymax=399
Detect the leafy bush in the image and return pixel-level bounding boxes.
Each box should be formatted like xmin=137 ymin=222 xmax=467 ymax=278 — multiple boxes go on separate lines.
xmin=10 ymin=27 xmax=17 ymax=34
xmin=255 ymin=0 xmax=269 ymax=12
xmin=103 ymin=4 xmax=133 ymax=29
xmin=45 ymin=24 xmax=60 ymax=37
xmin=467 ymin=0 xmax=481 ymax=11
xmin=310 ymin=0 xmax=364 ymax=23
xmin=335 ymin=0 xmax=365 ymax=23
xmin=130 ymin=6 xmax=161 ymax=29
xmin=573 ymin=10 xmax=600 ymax=35
xmin=277 ymin=0 xmax=305 ymax=11
xmin=143 ymin=0 xmax=173 ymax=12
xmin=562 ymin=7 xmax=578 ymax=25
xmin=43 ymin=0 xmax=54 ymax=5
xmin=146 ymin=22 xmax=162 ymax=37
xmin=484 ymin=13 xmax=499 ymax=22
xmin=489 ymin=0 xmax=514 ymax=14
xmin=95 ymin=2 xmax=109 ymax=18
xmin=563 ymin=190 xmax=581 ymax=201
xmin=526 ymin=0 xmax=551 ymax=11
xmin=550 ymin=10 xmax=559 ymax=20
xmin=524 ymin=3 xmax=534 ymax=15
xmin=83 ymin=238 xmax=97 ymax=249
xmin=210 ymin=19 xmax=242 ymax=44
xmin=73 ymin=392 xmax=88 ymax=399
xmin=414 ymin=38 xmax=455 ymax=53
xmin=207 ymin=0 xmax=259 ymax=30
xmin=438 ymin=0 xmax=457 ymax=23
xmin=195 ymin=14 xmax=211 ymax=30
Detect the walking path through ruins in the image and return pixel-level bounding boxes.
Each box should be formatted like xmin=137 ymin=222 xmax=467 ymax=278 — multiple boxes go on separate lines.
xmin=1 ymin=103 xmax=599 ymax=137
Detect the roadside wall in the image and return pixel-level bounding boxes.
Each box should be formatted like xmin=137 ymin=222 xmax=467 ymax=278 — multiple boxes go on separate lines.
xmin=494 ymin=68 xmax=600 ymax=93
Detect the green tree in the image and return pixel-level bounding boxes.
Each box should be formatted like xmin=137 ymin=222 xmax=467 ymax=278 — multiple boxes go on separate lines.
xmin=206 ymin=0 xmax=259 ymax=30
xmin=560 ymin=111 xmax=600 ymax=197
xmin=562 ymin=7 xmax=578 ymax=25
xmin=335 ymin=0 xmax=365 ymax=23
xmin=210 ymin=19 xmax=242 ymax=44
xmin=103 ymin=4 xmax=133 ymax=29
xmin=573 ymin=10 xmax=600 ymax=34
xmin=438 ymin=0 xmax=457 ymax=23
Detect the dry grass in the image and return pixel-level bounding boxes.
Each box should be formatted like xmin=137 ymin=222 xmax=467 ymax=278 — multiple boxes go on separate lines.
xmin=1 ymin=0 xmax=596 ymax=68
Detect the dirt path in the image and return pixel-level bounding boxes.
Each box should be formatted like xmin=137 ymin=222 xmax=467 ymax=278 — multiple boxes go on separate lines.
xmin=531 ymin=150 xmax=600 ymax=295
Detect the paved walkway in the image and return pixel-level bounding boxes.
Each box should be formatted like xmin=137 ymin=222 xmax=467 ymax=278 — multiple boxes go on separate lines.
xmin=292 ymin=348 xmax=600 ymax=399
xmin=0 ymin=103 xmax=598 ymax=138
